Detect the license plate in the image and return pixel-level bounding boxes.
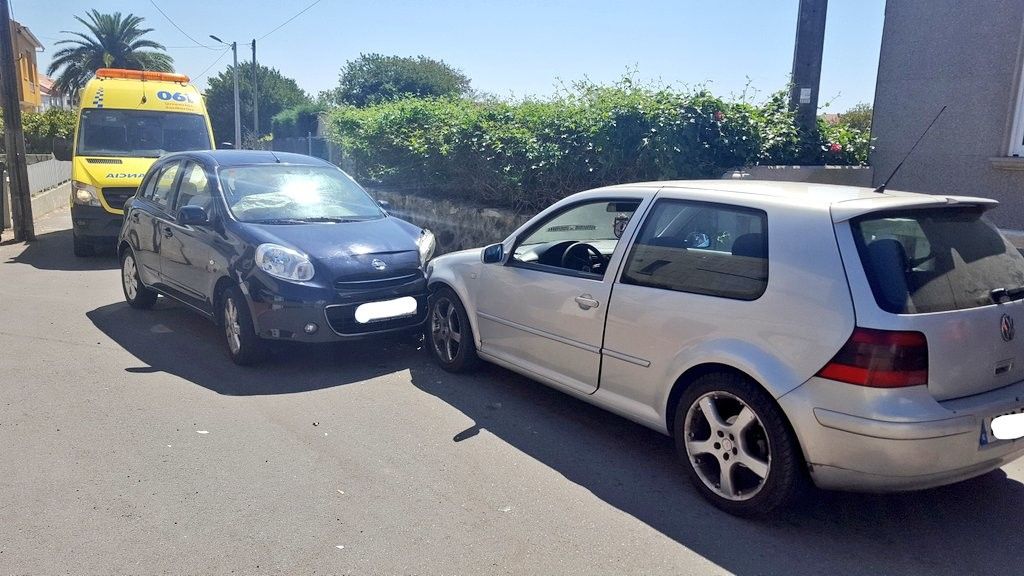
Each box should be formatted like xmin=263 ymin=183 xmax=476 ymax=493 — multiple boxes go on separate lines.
xmin=354 ymin=296 xmax=418 ymax=324
xmin=992 ymin=413 xmax=1024 ymax=441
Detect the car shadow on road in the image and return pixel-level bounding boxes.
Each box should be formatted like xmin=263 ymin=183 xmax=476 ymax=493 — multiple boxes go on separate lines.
xmin=3 ymin=228 xmax=118 ymax=271
xmin=87 ymin=299 xmax=423 ymax=396
xmin=407 ymin=360 xmax=1024 ymax=576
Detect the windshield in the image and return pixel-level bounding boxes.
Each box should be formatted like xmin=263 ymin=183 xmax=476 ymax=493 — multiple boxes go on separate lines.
xmin=219 ymin=165 xmax=384 ymax=223
xmin=76 ymin=109 xmax=212 ymax=157
xmin=852 ymin=207 xmax=1024 ymax=314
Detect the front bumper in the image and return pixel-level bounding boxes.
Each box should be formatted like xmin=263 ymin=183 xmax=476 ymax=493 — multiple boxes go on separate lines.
xmin=244 ymin=272 xmax=428 ymax=343
xmin=71 ymin=204 xmax=123 ymax=245
xmin=779 ymin=376 xmax=1024 ymax=491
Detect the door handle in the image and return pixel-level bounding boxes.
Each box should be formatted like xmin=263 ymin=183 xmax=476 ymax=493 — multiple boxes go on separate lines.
xmin=575 ymin=294 xmax=600 ymax=310
xmin=162 ymin=226 xmax=173 ymax=238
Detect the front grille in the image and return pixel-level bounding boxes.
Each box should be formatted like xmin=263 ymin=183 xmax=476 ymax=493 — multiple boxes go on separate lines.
xmin=334 ymin=269 xmax=424 ymax=292
xmin=85 ymin=158 xmax=123 ymax=164
xmin=324 ymin=294 xmax=428 ymax=335
xmin=101 ymin=187 xmax=137 ymax=210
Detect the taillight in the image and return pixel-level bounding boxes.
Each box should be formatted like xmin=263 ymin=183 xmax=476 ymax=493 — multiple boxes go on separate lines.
xmin=817 ymin=327 xmax=928 ymax=388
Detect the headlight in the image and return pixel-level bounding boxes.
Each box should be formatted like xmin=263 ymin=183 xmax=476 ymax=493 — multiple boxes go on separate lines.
xmin=72 ymin=181 xmax=100 ymax=207
xmin=416 ymin=229 xmax=436 ymax=265
xmin=255 ymin=243 xmax=315 ymax=282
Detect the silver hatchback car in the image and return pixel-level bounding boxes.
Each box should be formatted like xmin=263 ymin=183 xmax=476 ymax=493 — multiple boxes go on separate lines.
xmin=424 ymin=180 xmax=1024 ymax=516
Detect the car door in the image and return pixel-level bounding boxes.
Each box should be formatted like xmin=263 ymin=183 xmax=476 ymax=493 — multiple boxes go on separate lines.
xmin=130 ymin=160 xmax=181 ymax=287
xmin=601 ymin=197 xmax=771 ymax=417
xmin=159 ymin=160 xmax=217 ymax=311
xmin=476 ymin=196 xmax=647 ymax=394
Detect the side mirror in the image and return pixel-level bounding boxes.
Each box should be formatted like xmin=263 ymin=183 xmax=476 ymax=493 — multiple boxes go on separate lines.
xmin=220 ymin=141 xmax=235 ymax=150
xmin=378 ymin=199 xmax=391 ymax=210
xmin=53 ymin=137 xmax=72 ymax=161
xmin=177 ymin=205 xmax=209 ymax=226
xmin=481 ymin=243 xmax=504 ymax=264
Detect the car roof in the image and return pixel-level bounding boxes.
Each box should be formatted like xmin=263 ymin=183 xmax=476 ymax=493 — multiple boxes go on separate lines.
xmin=162 ymin=149 xmax=333 ymax=168
xmin=596 ymin=179 xmax=998 ymax=220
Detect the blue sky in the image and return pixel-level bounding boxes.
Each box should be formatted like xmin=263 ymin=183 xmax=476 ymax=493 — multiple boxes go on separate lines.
xmin=23 ymin=0 xmax=884 ymax=111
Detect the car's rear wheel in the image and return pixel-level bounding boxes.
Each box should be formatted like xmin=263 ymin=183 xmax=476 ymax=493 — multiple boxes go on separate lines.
xmin=428 ymin=287 xmax=479 ymax=372
xmin=73 ymin=232 xmax=94 ymax=257
xmin=674 ymin=372 xmax=806 ymax=517
xmin=121 ymin=249 xmax=157 ymax=309
xmin=221 ymin=286 xmax=265 ymax=366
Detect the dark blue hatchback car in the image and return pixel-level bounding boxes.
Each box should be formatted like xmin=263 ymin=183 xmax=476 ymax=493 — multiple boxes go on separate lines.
xmin=117 ymin=150 xmax=434 ymax=364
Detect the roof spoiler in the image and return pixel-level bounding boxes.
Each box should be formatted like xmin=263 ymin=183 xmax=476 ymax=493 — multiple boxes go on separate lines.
xmin=96 ymin=68 xmax=190 ymax=83
xmin=831 ymin=195 xmax=999 ymax=223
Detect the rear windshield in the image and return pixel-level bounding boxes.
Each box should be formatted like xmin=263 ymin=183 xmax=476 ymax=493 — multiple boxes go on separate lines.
xmin=851 ymin=208 xmax=1024 ymax=314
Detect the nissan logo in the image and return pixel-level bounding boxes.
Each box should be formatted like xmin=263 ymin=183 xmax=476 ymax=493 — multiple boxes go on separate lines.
xmin=1001 ymin=314 xmax=1015 ymax=342
xmin=371 ymin=258 xmax=387 ymax=271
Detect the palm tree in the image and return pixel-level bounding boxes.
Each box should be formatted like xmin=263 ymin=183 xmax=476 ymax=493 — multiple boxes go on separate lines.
xmin=46 ymin=10 xmax=174 ymax=102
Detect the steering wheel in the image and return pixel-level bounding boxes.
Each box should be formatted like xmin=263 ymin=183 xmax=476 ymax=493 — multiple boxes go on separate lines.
xmin=561 ymin=242 xmax=605 ymax=273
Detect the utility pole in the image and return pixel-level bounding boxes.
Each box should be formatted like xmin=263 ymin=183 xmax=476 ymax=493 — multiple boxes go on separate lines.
xmin=0 ymin=0 xmax=34 ymax=241
xmin=210 ymin=35 xmax=241 ymax=148
xmin=789 ymin=0 xmax=828 ymax=135
xmin=252 ymin=39 xmax=258 ymax=139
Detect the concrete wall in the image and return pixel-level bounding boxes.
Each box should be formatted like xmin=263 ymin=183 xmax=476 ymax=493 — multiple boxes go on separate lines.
xmin=371 ymin=189 xmax=529 ymax=256
xmin=871 ymin=0 xmax=1024 ymax=229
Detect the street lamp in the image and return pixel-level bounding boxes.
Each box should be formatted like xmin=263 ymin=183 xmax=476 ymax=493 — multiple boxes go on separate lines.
xmin=210 ymin=34 xmax=241 ymax=149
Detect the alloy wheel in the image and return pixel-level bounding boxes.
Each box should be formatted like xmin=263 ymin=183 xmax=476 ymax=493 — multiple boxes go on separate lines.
xmin=430 ymin=297 xmax=462 ymax=363
xmin=683 ymin=391 xmax=771 ymax=501
xmin=224 ymin=297 xmax=242 ymax=354
xmin=122 ymin=254 xmax=139 ymax=301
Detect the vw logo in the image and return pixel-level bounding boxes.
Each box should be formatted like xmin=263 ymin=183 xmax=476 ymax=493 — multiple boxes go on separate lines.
xmin=371 ymin=258 xmax=387 ymax=271
xmin=1001 ymin=314 xmax=1015 ymax=342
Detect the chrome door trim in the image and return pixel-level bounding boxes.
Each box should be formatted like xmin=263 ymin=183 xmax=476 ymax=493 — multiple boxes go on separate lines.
xmin=603 ymin=348 xmax=651 ymax=368
xmin=477 ymin=311 xmax=600 ymax=354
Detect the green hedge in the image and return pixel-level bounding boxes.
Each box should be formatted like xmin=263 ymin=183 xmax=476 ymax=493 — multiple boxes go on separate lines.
xmin=271 ymin=103 xmax=324 ymax=138
xmin=327 ymin=81 xmax=869 ymax=211
xmin=0 ymin=108 xmax=77 ymax=154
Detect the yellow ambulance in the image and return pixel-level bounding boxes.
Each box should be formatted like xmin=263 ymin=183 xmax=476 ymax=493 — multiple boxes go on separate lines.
xmin=56 ymin=68 xmax=216 ymax=256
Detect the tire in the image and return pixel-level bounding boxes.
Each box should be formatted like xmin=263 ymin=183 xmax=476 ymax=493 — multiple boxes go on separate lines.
xmin=221 ymin=286 xmax=265 ymax=366
xmin=673 ymin=372 xmax=807 ymax=517
xmin=73 ymin=232 xmax=94 ymax=257
xmin=120 ymin=248 xmax=157 ymax=309
xmin=427 ymin=286 xmax=479 ymax=373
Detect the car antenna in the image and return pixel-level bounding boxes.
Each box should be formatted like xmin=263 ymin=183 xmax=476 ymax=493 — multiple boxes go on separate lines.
xmin=874 ymin=105 xmax=946 ymax=194
xmin=269 ymin=150 xmax=281 ymax=163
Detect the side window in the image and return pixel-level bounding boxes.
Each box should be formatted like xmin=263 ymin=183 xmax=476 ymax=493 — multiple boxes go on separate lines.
xmin=173 ymin=162 xmax=212 ymax=213
xmin=621 ymin=200 xmax=769 ymax=300
xmin=511 ymin=199 xmax=639 ymax=277
xmin=150 ymin=162 xmax=181 ymax=210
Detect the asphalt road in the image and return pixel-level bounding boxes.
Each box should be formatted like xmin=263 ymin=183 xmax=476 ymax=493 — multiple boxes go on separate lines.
xmin=2 ymin=209 xmax=1023 ymax=576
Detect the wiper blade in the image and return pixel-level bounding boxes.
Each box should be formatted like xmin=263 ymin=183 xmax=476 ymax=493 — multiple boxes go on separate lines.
xmin=250 ymin=218 xmax=309 ymax=225
xmin=296 ymin=216 xmax=363 ymax=223
xmin=990 ymin=286 xmax=1024 ymax=302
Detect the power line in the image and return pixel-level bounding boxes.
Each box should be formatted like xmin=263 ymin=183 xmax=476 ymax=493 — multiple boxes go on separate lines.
xmin=258 ymin=0 xmax=323 ymax=41
xmin=192 ymin=48 xmax=230 ymax=83
xmin=149 ymin=0 xmax=213 ymax=48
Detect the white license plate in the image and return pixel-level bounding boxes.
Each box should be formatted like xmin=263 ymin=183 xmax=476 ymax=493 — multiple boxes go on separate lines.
xmin=992 ymin=413 xmax=1024 ymax=441
xmin=354 ymin=296 xmax=418 ymax=324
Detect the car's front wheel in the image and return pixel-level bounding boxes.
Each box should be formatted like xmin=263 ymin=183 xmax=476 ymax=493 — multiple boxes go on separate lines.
xmin=121 ymin=249 xmax=157 ymax=309
xmin=221 ymin=286 xmax=265 ymax=366
xmin=427 ymin=286 xmax=479 ymax=373
xmin=674 ymin=372 xmax=806 ymax=517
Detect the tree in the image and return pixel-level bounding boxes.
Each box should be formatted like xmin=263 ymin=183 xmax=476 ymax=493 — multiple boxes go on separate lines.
xmin=335 ymin=54 xmax=471 ymax=107
xmin=204 ymin=64 xmax=311 ymax=146
xmin=838 ymin=103 xmax=873 ymax=133
xmin=46 ymin=10 xmax=173 ymax=102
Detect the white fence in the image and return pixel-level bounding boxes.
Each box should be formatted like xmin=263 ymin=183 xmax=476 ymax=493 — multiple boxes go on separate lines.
xmin=27 ymin=158 xmax=72 ymax=193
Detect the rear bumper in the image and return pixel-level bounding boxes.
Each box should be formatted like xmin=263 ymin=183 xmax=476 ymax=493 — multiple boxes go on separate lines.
xmin=72 ymin=204 xmax=123 ymax=244
xmin=779 ymin=377 xmax=1024 ymax=491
